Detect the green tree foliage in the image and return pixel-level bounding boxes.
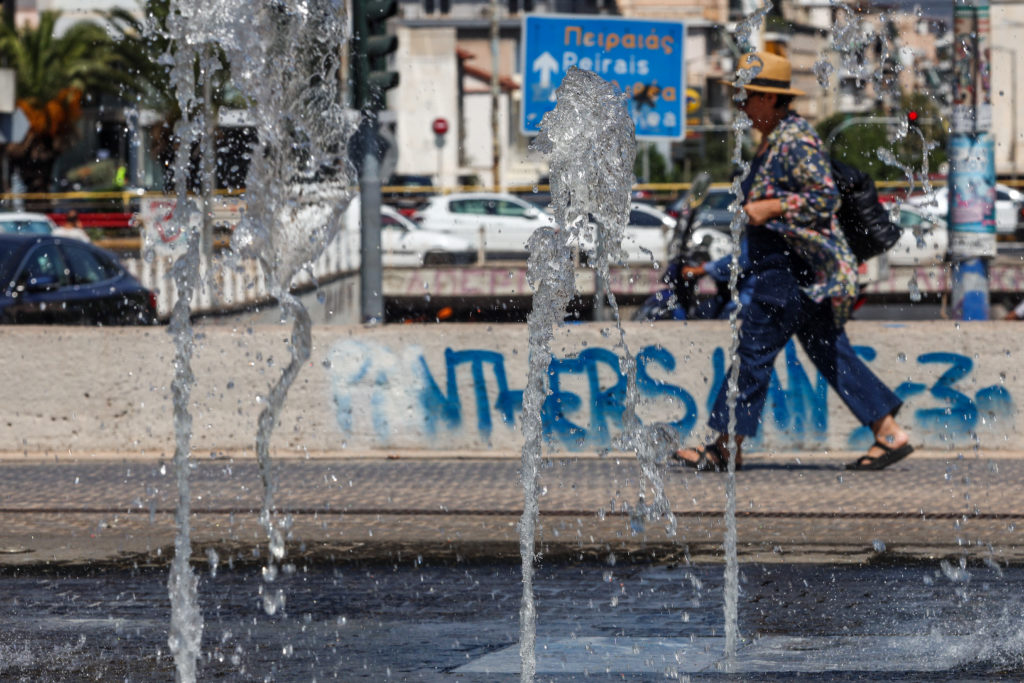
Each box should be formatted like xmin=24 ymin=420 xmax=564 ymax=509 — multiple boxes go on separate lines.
xmin=104 ymin=1 xmax=240 ymax=118
xmin=0 ymin=11 xmax=128 ymax=191
xmin=103 ymin=2 xmax=175 ymax=116
xmin=817 ymin=95 xmax=948 ymax=182
xmin=634 ymin=133 xmax=738 ymax=185
xmin=0 ymin=12 xmax=123 ymax=107
xmin=634 ymin=143 xmax=678 ymax=184
xmin=104 ymin=1 xmax=243 ymax=190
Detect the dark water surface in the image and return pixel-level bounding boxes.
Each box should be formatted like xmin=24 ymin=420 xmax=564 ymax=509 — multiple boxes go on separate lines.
xmin=1 ymin=560 xmax=1022 ymax=681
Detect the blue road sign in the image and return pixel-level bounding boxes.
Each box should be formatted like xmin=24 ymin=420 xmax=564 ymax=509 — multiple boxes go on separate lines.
xmin=521 ymin=14 xmax=685 ymax=140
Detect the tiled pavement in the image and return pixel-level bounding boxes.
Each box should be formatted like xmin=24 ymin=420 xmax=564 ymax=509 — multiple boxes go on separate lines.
xmin=0 ymin=450 xmax=1021 ymax=566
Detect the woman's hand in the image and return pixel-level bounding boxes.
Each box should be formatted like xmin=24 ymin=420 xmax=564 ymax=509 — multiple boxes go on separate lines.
xmin=743 ymin=198 xmax=783 ymax=226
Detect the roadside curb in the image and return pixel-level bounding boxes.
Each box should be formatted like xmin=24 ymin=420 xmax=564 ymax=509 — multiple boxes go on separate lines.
xmin=0 ymin=448 xmax=1011 ymax=463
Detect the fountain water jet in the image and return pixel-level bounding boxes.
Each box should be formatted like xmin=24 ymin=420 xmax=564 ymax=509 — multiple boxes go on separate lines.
xmin=212 ymin=0 xmax=354 ymax=613
xmin=139 ymin=1 xmax=983 ymax=680
xmin=157 ymin=0 xmax=355 ymax=675
xmin=157 ymin=5 xmax=236 ymax=677
xmin=520 ymin=66 xmax=679 ymax=679
xmin=718 ymin=4 xmax=772 ymax=664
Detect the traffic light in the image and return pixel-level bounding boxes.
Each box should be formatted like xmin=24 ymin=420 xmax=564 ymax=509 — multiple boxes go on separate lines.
xmin=907 ymin=110 xmax=919 ymax=127
xmin=351 ymin=0 xmax=399 ymax=112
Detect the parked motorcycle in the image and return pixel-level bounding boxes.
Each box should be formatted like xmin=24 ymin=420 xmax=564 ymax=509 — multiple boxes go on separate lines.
xmin=632 ymin=173 xmax=732 ymax=321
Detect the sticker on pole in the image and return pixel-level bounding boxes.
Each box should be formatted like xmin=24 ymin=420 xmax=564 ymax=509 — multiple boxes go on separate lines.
xmin=139 ymin=197 xmax=197 ymax=257
xmin=521 ymin=14 xmax=685 ymax=140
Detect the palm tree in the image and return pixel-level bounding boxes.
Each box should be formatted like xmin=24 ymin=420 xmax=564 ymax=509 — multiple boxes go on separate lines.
xmin=0 ymin=11 xmax=128 ymax=192
xmin=104 ymin=1 xmax=175 ymax=117
xmin=104 ymin=0 xmax=241 ymax=191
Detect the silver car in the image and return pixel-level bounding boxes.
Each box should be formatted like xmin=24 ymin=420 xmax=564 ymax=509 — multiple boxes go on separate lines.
xmin=412 ymin=193 xmax=554 ymax=258
xmin=885 ymin=204 xmax=949 ymax=267
xmin=0 ymin=211 xmax=90 ymax=242
xmin=380 ymin=205 xmax=475 ymax=267
xmin=343 ymin=200 xmax=477 ymax=267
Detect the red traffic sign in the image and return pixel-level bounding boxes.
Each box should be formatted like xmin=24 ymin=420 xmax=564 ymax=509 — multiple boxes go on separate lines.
xmin=432 ymin=117 xmax=448 ymax=135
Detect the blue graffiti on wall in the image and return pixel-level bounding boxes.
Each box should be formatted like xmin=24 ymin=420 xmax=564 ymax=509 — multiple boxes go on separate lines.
xmin=848 ymin=351 xmax=1015 ymax=447
xmin=333 ymin=340 xmax=1015 ymax=449
xmin=418 ymin=346 xmax=698 ymax=447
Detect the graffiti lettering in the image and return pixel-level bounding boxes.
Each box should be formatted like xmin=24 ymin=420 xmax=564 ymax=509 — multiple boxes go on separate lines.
xmin=328 ymin=339 xmax=1014 ymax=451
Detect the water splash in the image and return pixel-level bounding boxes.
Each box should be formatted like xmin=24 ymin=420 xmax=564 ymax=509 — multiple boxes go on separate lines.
xmin=166 ymin=236 xmax=203 ymax=683
xmin=221 ymin=0 xmax=355 ymax=610
xmin=540 ymin=67 xmax=676 ymax=533
xmin=732 ymin=2 xmax=772 ymax=53
xmin=718 ymin=22 xmax=774 ymax=665
xmin=522 ymin=66 xmax=645 ymax=681
xmin=158 ymin=2 xmax=355 ymax=678
xmin=158 ymin=2 xmax=229 ymax=677
xmin=515 ymin=223 xmax=575 ymax=682
xmin=829 ymin=0 xmax=877 ymax=87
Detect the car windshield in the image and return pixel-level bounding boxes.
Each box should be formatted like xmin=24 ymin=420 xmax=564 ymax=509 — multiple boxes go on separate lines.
xmin=899 ymin=210 xmax=924 ymax=228
xmin=0 ymin=219 xmax=51 ymax=235
xmin=702 ymin=192 xmax=733 ymax=210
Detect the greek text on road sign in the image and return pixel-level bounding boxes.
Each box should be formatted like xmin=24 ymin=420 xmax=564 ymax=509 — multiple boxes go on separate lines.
xmin=522 ymin=15 xmax=686 ymax=140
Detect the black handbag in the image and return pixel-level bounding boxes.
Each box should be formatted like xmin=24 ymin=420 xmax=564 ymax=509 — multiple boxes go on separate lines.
xmin=830 ymin=158 xmax=902 ymax=263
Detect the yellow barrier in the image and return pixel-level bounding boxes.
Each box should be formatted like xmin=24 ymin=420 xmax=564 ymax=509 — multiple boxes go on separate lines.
xmin=0 ymin=179 xmax=1020 ymax=218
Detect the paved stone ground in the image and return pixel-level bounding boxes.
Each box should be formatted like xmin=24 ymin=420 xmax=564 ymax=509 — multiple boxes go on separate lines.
xmin=0 ymin=449 xmax=1021 ymax=567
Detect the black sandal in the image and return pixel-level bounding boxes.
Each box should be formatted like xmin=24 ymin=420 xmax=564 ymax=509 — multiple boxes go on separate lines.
xmin=670 ymin=442 xmax=737 ymax=472
xmin=845 ymin=441 xmax=914 ymax=470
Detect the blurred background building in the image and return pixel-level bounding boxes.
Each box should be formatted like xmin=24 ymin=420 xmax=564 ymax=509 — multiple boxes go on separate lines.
xmin=1 ymin=0 xmax=1021 ymax=193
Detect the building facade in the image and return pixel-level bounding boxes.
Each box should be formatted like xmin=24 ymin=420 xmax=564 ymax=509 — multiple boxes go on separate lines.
xmin=7 ymin=0 xmax=1024 ymax=188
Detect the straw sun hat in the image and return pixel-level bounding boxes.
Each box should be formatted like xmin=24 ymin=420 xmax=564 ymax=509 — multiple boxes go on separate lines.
xmin=721 ymin=51 xmax=805 ymax=96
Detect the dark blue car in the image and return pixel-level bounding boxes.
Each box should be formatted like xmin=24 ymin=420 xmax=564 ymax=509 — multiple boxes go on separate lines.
xmin=0 ymin=234 xmax=157 ymax=325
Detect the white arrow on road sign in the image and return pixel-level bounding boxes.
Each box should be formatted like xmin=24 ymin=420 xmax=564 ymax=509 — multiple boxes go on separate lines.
xmin=532 ymin=52 xmax=559 ymax=89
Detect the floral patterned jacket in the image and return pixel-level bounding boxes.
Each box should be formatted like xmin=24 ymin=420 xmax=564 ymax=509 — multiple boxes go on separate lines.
xmin=746 ymin=112 xmax=858 ymax=326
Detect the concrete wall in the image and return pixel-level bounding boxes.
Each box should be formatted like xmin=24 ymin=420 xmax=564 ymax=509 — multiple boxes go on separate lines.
xmin=1 ymin=321 xmax=1017 ymax=459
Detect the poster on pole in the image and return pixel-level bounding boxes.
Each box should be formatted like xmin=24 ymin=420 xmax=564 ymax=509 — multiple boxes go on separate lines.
xmin=948 ymin=134 xmax=997 ymax=259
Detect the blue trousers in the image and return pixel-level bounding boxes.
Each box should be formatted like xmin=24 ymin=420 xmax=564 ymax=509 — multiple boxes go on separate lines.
xmin=708 ymin=268 xmax=902 ymax=437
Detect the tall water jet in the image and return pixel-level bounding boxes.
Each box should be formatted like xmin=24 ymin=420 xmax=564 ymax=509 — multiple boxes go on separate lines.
xmin=222 ymin=0 xmax=355 ymax=612
xmin=520 ymin=66 xmax=679 ymax=679
xmin=157 ymin=4 xmax=232 ymax=678
xmin=720 ymin=4 xmax=771 ymax=664
xmin=156 ymin=0 xmax=355 ymax=675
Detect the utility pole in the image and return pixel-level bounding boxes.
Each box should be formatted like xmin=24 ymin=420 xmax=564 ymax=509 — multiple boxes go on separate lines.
xmin=351 ymin=0 xmax=399 ymax=324
xmin=489 ymin=0 xmax=501 ymax=192
xmin=949 ymin=0 xmax=995 ymax=320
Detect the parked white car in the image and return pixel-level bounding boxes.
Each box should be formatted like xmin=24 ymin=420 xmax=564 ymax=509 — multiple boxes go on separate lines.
xmin=344 ymin=200 xmax=476 ymax=267
xmin=906 ymin=183 xmax=1023 ymax=238
xmin=412 ymin=192 xmax=555 ymax=257
xmin=885 ymin=204 xmax=949 ymax=267
xmin=616 ymin=203 xmax=676 ymax=264
xmin=0 ymin=211 xmax=90 ymax=242
xmin=379 ymin=205 xmax=475 ymax=267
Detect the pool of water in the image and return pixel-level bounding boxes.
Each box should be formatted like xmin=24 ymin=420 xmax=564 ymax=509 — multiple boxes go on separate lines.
xmin=1 ymin=560 xmax=1022 ymax=680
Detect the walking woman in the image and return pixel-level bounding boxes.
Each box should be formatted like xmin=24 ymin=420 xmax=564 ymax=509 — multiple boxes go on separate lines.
xmin=673 ymin=51 xmax=914 ymax=472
